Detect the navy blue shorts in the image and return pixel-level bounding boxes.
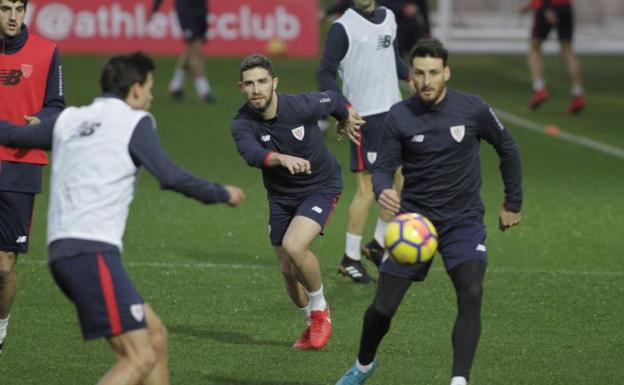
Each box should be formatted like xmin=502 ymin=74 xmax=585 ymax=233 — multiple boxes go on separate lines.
xmin=49 ymin=252 xmax=146 ymax=340
xmin=176 ymin=0 xmax=208 ymax=42
xmin=532 ymin=5 xmax=574 ymax=41
xmin=0 ymin=191 xmax=35 ymax=254
xmin=350 ymin=112 xmax=387 ymax=172
xmin=380 ymin=216 xmax=487 ymax=281
xmin=268 ymin=189 xmax=341 ymax=246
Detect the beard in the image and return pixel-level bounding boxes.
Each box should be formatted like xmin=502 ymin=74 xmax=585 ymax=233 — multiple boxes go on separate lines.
xmin=249 ymin=92 xmax=274 ymax=114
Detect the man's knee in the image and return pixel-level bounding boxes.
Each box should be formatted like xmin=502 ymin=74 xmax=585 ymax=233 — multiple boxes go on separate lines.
xmin=0 ymin=252 xmax=17 ymax=290
xmin=457 ymin=281 xmax=483 ymax=315
xmin=282 ymin=239 xmax=307 ymax=260
xmin=127 ymin=344 xmax=157 ymax=378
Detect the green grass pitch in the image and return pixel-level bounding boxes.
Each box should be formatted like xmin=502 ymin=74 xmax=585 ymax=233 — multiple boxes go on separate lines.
xmin=0 ymin=52 xmax=623 ymax=384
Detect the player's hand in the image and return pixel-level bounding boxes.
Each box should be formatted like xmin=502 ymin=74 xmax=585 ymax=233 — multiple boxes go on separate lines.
xmin=278 ymin=154 xmax=311 ymax=175
xmin=498 ymin=206 xmax=521 ymax=231
xmin=224 ymin=185 xmax=246 ymax=207
xmin=378 ymin=188 xmax=401 ymax=215
xmin=24 ymin=115 xmax=41 ymax=125
xmin=337 ymin=108 xmax=365 ymax=145
xmin=545 ymin=8 xmax=558 ymax=25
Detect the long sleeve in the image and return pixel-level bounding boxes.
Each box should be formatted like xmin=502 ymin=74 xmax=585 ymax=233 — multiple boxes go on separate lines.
xmin=231 ymin=118 xmax=272 ymax=168
xmin=36 ymin=48 xmax=65 ymax=120
xmin=300 ymin=91 xmax=349 ymax=122
xmin=394 ymin=38 xmax=411 ymax=81
xmin=317 ymin=22 xmax=349 ymax=102
xmin=477 ymin=106 xmax=523 ymax=211
xmin=129 ymin=116 xmax=230 ymax=204
xmin=372 ymin=112 xmax=403 ymax=199
xmin=0 ymin=114 xmax=56 ymax=150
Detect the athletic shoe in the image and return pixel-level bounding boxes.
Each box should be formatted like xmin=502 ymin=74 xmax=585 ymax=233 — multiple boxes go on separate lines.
xmin=309 ymin=308 xmax=331 ymax=349
xmin=529 ymin=89 xmax=548 ymax=110
xmin=362 ymin=239 xmax=384 ymax=268
xmin=168 ymin=89 xmax=184 ymax=100
xmin=338 ymin=256 xmax=375 ymax=283
xmin=565 ymin=95 xmax=586 ymax=114
xmin=202 ymin=92 xmax=217 ymax=104
xmin=292 ymin=326 xmax=311 ymax=350
xmin=335 ymin=360 xmax=377 ymax=385
xmin=0 ymin=340 xmax=4 ymax=354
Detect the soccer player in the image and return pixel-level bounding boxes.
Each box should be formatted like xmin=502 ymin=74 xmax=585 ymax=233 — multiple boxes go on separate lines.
xmin=318 ymin=0 xmax=411 ymax=283
xmin=0 ymin=0 xmax=64 ymax=354
xmin=382 ymin=0 xmax=431 ymax=57
xmin=520 ymin=0 xmax=586 ymax=114
xmin=152 ymin=0 xmax=216 ymax=103
xmin=0 ymin=52 xmax=245 ymax=384
xmin=334 ymin=39 xmax=523 ymax=385
xmin=231 ymin=54 xmax=363 ymax=350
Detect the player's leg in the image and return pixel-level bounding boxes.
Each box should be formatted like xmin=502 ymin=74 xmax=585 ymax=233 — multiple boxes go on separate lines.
xmin=0 ymin=250 xmax=16 ymax=353
xmin=447 ymin=260 xmax=487 ymax=385
xmin=139 ymin=304 xmax=169 ymax=385
xmin=335 ymin=272 xmax=412 ymax=385
xmin=528 ymin=10 xmax=550 ymax=109
xmin=557 ymin=6 xmax=585 ymax=114
xmin=187 ymin=38 xmax=215 ymax=102
xmin=102 ymin=328 xmax=157 ymax=385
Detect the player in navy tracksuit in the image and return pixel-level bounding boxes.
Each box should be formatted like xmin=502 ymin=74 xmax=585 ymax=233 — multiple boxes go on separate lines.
xmin=232 ymin=54 xmax=364 ymax=350
xmin=318 ymin=0 xmax=412 ymax=284
xmin=335 ymin=39 xmax=522 ymax=385
xmin=151 ymin=0 xmax=215 ymax=102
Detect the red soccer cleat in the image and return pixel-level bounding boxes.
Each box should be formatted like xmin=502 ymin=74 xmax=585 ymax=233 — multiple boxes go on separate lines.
xmin=292 ymin=326 xmax=311 ymax=350
xmin=309 ymin=308 xmax=331 ymax=349
xmin=529 ymin=89 xmax=548 ymax=110
xmin=565 ymin=95 xmax=586 ymax=115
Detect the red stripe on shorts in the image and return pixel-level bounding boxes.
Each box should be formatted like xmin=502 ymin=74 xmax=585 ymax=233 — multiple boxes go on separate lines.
xmin=97 ymin=254 xmax=122 ymax=336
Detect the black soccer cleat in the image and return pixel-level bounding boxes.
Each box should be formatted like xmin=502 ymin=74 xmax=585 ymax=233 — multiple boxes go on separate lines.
xmin=338 ymin=255 xmax=375 ymax=284
xmin=362 ymin=239 xmax=384 ymax=268
xmin=0 ymin=340 xmax=4 ymax=355
xmin=202 ymin=92 xmax=217 ymax=104
xmin=168 ymin=89 xmax=184 ymax=101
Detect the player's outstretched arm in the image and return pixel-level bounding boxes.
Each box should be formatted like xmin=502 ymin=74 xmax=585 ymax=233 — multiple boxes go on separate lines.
xmin=224 ymin=185 xmax=246 ymax=207
xmin=498 ymin=205 xmax=521 ymax=232
xmin=0 ymin=114 xmax=56 ymax=150
xmin=265 ymin=152 xmax=311 ymax=175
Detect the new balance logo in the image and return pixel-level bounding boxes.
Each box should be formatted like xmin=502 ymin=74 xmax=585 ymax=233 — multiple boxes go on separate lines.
xmin=0 ymin=69 xmax=23 ymax=86
xmin=16 ymin=236 xmax=27 ymax=243
xmin=261 ymin=135 xmax=271 ymax=142
xmin=319 ymin=97 xmax=331 ymax=103
xmin=377 ymin=35 xmax=392 ymax=49
xmin=311 ymin=206 xmax=323 ymax=214
xmin=411 ymin=134 xmax=424 ymax=142
xmin=476 ymin=244 xmax=487 ymax=252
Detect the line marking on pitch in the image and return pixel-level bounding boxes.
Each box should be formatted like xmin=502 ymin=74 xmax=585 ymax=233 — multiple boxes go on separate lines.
xmin=495 ymin=108 xmax=624 ymax=160
xmin=20 ymin=259 xmax=624 ymax=277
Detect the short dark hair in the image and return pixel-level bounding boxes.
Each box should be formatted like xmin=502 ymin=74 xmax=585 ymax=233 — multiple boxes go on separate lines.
xmin=410 ymin=38 xmax=449 ymax=67
xmin=6 ymin=0 xmax=28 ymax=7
xmin=100 ymin=51 xmax=155 ymax=98
xmin=239 ymin=54 xmax=276 ymax=80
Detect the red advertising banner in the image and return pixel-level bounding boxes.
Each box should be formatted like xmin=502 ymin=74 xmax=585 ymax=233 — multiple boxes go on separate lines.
xmin=25 ymin=0 xmax=318 ymax=57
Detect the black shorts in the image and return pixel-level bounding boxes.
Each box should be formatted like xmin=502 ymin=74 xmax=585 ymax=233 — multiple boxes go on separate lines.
xmin=50 ymin=252 xmax=146 ymax=340
xmin=532 ymin=5 xmax=574 ymax=41
xmin=380 ymin=216 xmax=487 ymax=281
xmin=268 ymin=188 xmax=341 ymax=246
xmin=350 ymin=112 xmax=387 ymax=172
xmin=0 ymin=191 xmax=35 ymax=254
xmin=176 ymin=0 xmax=208 ymax=42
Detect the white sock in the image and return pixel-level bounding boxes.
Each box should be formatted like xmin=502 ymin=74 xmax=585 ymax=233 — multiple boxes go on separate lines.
xmin=355 ymin=359 xmax=374 ymax=373
xmin=169 ymin=67 xmax=186 ymax=91
xmin=299 ymin=305 xmax=311 ymax=325
xmin=306 ymin=286 xmax=327 ymax=311
xmin=532 ymin=78 xmax=545 ymax=91
xmin=194 ymin=76 xmax=211 ymax=97
xmin=450 ymin=376 xmax=467 ymax=385
xmin=373 ymin=218 xmax=388 ymax=247
xmin=571 ymin=85 xmax=584 ymax=96
xmin=0 ymin=315 xmax=10 ymax=342
xmin=345 ymin=233 xmax=362 ymax=260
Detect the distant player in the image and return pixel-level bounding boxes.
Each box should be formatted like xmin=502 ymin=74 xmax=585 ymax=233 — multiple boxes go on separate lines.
xmin=231 ymin=54 xmax=363 ymax=350
xmin=318 ymin=0 xmax=412 ymax=283
xmin=152 ymin=0 xmax=216 ymax=102
xmin=335 ymin=39 xmax=523 ymax=385
xmin=0 ymin=52 xmax=245 ymax=384
xmin=382 ymin=0 xmax=431 ymax=57
xmin=520 ymin=0 xmax=585 ymax=114
xmin=0 ymin=0 xmax=64 ymax=354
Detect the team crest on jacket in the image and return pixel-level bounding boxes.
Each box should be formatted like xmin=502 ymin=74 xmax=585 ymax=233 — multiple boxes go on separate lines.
xmin=291 ymin=125 xmax=305 ymax=141
xmin=450 ymin=125 xmax=465 ymax=143
xmin=21 ymin=64 xmax=33 ymax=78
xmin=367 ymin=152 xmax=377 ymax=164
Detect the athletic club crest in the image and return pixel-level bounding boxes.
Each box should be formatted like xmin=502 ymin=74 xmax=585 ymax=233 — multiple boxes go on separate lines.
xmin=450 ymin=125 xmax=465 ymax=143
xmin=367 ymin=152 xmax=377 ymax=164
xmin=130 ymin=304 xmax=145 ymax=322
xmin=21 ymin=64 xmax=33 ymax=78
xmin=291 ymin=125 xmax=305 ymax=141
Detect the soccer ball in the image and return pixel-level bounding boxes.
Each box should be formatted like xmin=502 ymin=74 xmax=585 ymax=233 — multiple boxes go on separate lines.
xmin=384 ymin=213 xmax=438 ymax=265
